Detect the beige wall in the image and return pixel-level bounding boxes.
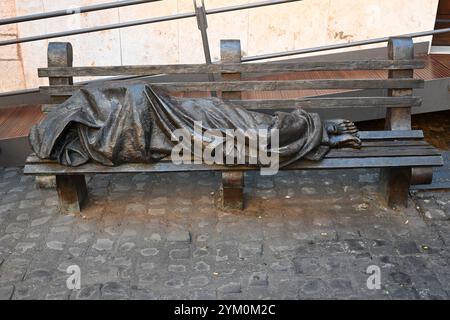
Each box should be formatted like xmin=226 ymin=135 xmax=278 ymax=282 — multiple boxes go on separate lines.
xmin=0 ymin=0 xmax=25 ymax=92
xmin=0 ymin=0 xmax=440 ymax=92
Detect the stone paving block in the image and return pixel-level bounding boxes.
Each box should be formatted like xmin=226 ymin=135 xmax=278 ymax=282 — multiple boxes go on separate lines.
xmin=125 ymin=203 xmax=146 ymax=215
xmin=101 ymin=282 xmax=129 ymax=299
xmin=92 ymin=239 xmax=114 ymax=251
xmin=395 ymin=241 xmax=420 ymax=255
xmin=169 ymin=248 xmax=190 ymax=260
xmin=0 ymin=258 xmax=29 ymax=284
xmin=329 ymin=279 xmax=354 ymax=296
xmin=12 ymin=282 xmax=40 ymax=300
xmin=275 ymin=278 xmax=301 ymax=299
xmin=188 ymin=275 xmax=210 ymax=287
xmin=410 ymin=273 xmax=448 ymax=300
xmin=131 ymin=288 xmax=156 ymax=300
xmin=388 ymin=271 xmax=413 ymax=287
xmin=167 ymin=231 xmax=191 ymax=243
xmin=15 ymin=242 xmax=37 ymax=254
xmin=0 ymin=203 xmax=15 ymax=216
xmin=238 ymin=243 xmax=263 ymax=259
xmin=0 ymin=285 xmax=15 ymax=300
xmin=270 ymin=259 xmax=294 ymax=272
xmin=424 ymin=208 xmax=450 ymax=221
xmin=140 ymin=248 xmax=159 ymax=257
xmin=300 ymin=278 xmax=329 ymax=297
xmin=193 ymin=247 xmax=209 ymax=258
xmin=45 ymin=291 xmax=70 ymax=300
xmin=217 ymin=282 xmax=241 ymax=295
xmin=367 ymin=239 xmax=397 ymax=257
xmin=293 ymin=257 xmax=322 ymax=276
xmin=168 ymin=264 xmax=186 ymax=273
xmin=164 ymin=278 xmax=184 ymax=289
xmin=192 ymin=289 xmax=216 ymax=300
xmin=46 ymin=241 xmax=65 ymax=251
xmin=194 ymin=261 xmax=210 ymax=272
xmin=26 ymin=269 xmax=53 ymax=283
xmin=83 ymin=267 xmax=121 ymax=287
xmin=387 ymin=286 xmax=420 ymax=300
xmin=248 ymin=272 xmax=269 ymax=287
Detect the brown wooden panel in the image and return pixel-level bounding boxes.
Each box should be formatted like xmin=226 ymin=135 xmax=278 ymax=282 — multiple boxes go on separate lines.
xmin=38 ymin=60 xmax=426 ymax=77
xmin=24 ymin=130 xmax=427 ymax=166
xmin=358 ymin=130 xmax=424 ymax=140
xmin=437 ymin=0 xmax=450 ymax=14
xmin=40 ymin=79 xmax=424 ymax=96
xmin=41 ymin=96 xmax=422 ymax=113
xmin=231 ymin=96 xmax=422 ymax=109
xmin=432 ymin=27 xmax=450 ymax=46
xmin=0 ymin=105 xmax=45 ymax=140
xmin=25 ymin=133 xmax=440 ymax=167
xmin=361 ymin=140 xmax=428 ymax=147
xmin=326 ymin=146 xmax=440 ymax=158
xmin=433 ymin=1 xmax=450 ymax=46
xmin=23 ymin=155 xmax=443 ymax=176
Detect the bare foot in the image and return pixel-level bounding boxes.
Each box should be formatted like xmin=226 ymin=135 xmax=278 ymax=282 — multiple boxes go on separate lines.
xmin=328 ymin=133 xmax=362 ymax=149
xmin=324 ymin=119 xmax=358 ymax=136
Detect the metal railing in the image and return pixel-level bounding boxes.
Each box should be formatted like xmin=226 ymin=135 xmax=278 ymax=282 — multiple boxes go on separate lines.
xmin=2 ymin=0 xmax=450 ymax=62
xmin=0 ymin=0 xmax=161 ymax=26
xmin=0 ymin=0 xmax=300 ymax=47
xmin=243 ymin=27 xmax=450 ymax=62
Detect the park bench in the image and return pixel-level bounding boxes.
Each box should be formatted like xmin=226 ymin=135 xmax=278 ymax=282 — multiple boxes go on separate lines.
xmin=24 ymin=37 xmax=443 ymax=214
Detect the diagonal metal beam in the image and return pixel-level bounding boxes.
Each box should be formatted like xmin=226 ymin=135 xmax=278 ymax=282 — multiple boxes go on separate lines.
xmin=0 ymin=0 xmax=162 ymax=26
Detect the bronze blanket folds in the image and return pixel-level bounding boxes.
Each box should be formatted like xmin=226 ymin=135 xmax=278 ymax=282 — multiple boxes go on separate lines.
xmin=29 ymin=83 xmax=329 ymax=167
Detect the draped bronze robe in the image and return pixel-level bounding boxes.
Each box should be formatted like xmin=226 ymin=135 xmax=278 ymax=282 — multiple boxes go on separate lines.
xmin=29 ymin=82 xmax=329 ymax=167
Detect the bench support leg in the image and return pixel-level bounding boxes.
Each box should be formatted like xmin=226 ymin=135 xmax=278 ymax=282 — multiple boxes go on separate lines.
xmin=380 ymin=37 xmax=415 ymax=209
xmin=221 ymin=172 xmax=244 ymax=210
xmin=381 ymin=167 xmax=411 ymax=209
xmin=55 ymin=175 xmax=88 ymax=214
xmin=411 ymin=167 xmax=433 ymax=185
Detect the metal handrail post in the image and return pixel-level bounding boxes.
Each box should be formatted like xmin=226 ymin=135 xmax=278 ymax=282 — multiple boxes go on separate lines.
xmin=194 ymin=0 xmax=216 ymax=96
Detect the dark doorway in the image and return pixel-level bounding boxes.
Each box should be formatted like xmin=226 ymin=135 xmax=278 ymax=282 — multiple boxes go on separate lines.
xmin=433 ymin=0 xmax=450 ymax=46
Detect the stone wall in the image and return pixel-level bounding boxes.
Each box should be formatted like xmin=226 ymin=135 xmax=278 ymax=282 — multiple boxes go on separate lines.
xmin=0 ymin=0 xmax=25 ymax=92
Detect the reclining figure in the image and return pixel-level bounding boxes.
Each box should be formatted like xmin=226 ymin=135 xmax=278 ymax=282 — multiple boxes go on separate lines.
xmin=29 ymin=82 xmax=361 ymax=169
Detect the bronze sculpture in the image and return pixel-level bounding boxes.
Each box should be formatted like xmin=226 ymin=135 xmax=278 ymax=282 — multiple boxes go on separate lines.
xmin=29 ymin=82 xmax=360 ymax=168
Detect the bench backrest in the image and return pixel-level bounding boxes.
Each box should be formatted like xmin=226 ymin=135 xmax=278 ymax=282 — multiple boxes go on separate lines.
xmin=39 ymin=37 xmax=424 ymax=131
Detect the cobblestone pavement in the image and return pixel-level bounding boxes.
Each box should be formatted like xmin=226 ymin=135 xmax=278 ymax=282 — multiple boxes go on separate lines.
xmin=0 ymin=167 xmax=449 ymax=300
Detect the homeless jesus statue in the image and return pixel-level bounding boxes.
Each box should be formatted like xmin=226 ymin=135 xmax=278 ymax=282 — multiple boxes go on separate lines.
xmin=29 ymin=82 xmax=361 ymax=172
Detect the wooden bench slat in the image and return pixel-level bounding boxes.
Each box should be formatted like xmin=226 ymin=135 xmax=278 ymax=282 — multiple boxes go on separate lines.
xmin=327 ymin=146 xmax=440 ymax=158
xmin=38 ymin=60 xmax=426 ymax=77
xmin=361 ymin=140 xmax=428 ymax=147
xmin=23 ymin=155 xmax=443 ymax=175
xmin=26 ymin=142 xmax=432 ymax=164
xmin=24 ymin=132 xmax=428 ymax=165
xmin=41 ymin=96 xmax=423 ymax=113
xmin=25 ymin=138 xmax=440 ymax=166
xmin=26 ymin=145 xmax=438 ymax=165
xmin=358 ymin=130 xmax=424 ymax=140
xmin=39 ymin=79 xmax=424 ymax=96
xmin=231 ymin=96 xmax=422 ymax=109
